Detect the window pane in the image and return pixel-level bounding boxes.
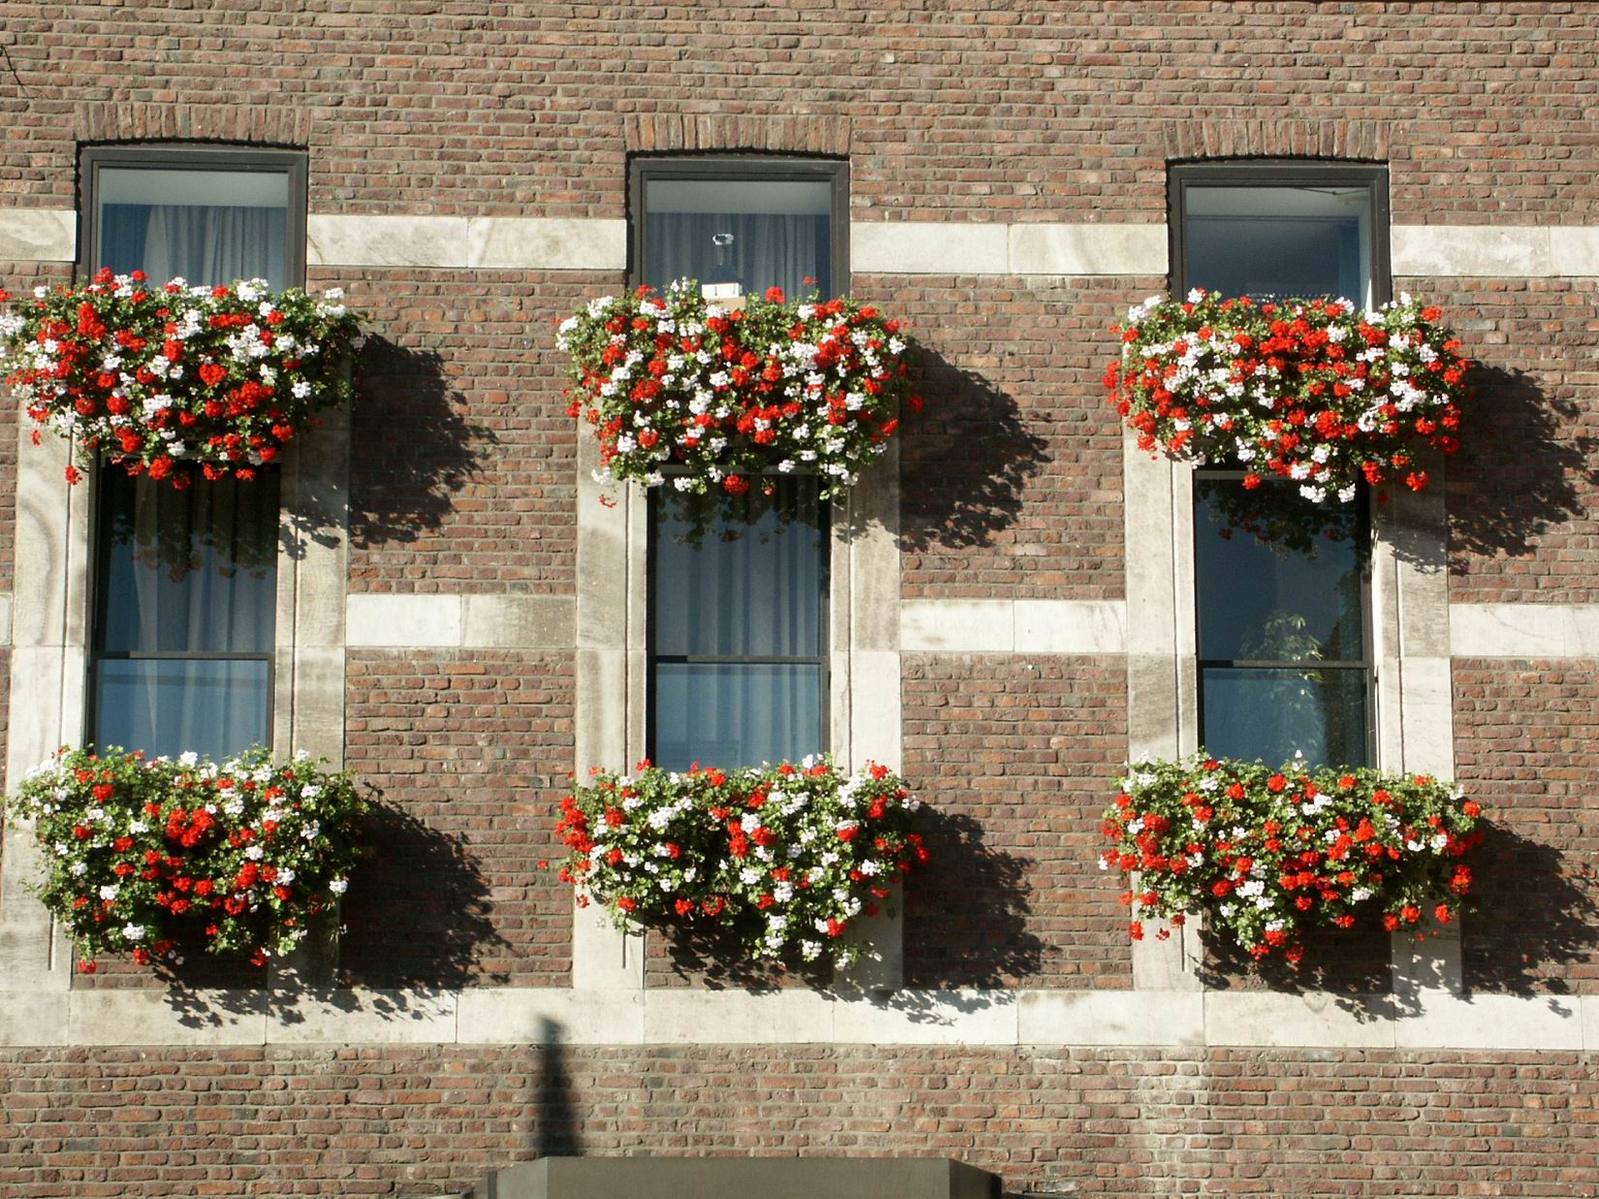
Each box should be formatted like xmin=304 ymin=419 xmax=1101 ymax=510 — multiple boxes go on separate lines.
xmin=1184 ymin=184 xmax=1370 ymax=305
xmin=1194 ymin=478 xmax=1365 ymax=663
xmin=651 ymin=478 xmax=826 ymax=658
xmin=95 ymin=469 xmax=280 ymax=655
xmin=97 ymin=166 xmax=291 ymax=288
xmin=93 ymin=658 xmax=272 ymax=761
xmin=652 ymin=663 xmax=824 ymax=771
xmin=1200 ymin=668 xmax=1369 ymax=769
xmin=643 ymin=177 xmax=833 ymax=297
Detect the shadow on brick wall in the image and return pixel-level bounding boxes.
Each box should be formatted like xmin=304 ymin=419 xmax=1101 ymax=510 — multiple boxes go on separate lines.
xmin=1448 ymin=364 xmax=1599 ymax=566
xmin=1191 ymin=821 xmax=1599 ymax=1021
xmin=899 ymin=810 xmax=1049 ymax=994
xmin=336 ymin=800 xmax=510 ymax=989
xmin=348 ymin=336 xmax=499 ymax=548
xmin=533 ymin=1016 xmax=582 ymax=1158
xmin=1198 ymin=922 xmax=1392 ymax=1007
xmin=899 ymin=350 xmax=1049 ymax=552
xmin=1463 ymin=822 xmax=1599 ymax=998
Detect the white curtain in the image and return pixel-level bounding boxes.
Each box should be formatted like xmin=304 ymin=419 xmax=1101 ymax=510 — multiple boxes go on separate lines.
xmin=644 ymin=212 xmax=831 ymax=298
xmin=93 ymin=463 xmax=279 ymax=760
xmin=101 ymin=203 xmax=288 ymax=289
xmin=651 ymin=482 xmax=827 ymax=769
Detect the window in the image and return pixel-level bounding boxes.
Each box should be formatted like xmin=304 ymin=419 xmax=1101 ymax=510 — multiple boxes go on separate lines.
xmin=1172 ymin=163 xmax=1387 ymax=767
xmin=81 ymin=146 xmax=305 ymax=760
xmin=634 ymin=157 xmax=847 ymax=769
xmin=649 ymin=481 xmax=829 ymax=770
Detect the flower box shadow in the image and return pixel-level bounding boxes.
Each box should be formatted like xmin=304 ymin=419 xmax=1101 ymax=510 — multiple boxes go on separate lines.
xmin=898 ymin=349 xmax=1049 ymax=553
xmin=649 ymin=808 xmax=1046 ymax=1003
xmin=1447 ymin=363 xmax=1599 ymax=569
xmin=347 ymin=336 xmax=500 ymax=550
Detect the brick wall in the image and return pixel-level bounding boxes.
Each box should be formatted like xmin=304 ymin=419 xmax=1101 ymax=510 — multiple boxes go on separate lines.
xmin=341 ymin=651 xmax=574 ymax=987
xmin=4 ymin=4 xmax=1598 ymax=222
xmin=330 ymin=269 xmax=590 ymax=595
xmin=885 ymin=274 xmax=1136 ymax=601
xmin=1454 ymin=659 xmax=1599 ymax=994
xmin=1421 ymin=277 xmax=1599 ymax=604
xmin=901 ymin=654 xmax=1131 ymax=989
xmin=2 ymin=1044 xmax=1596 ymax=1198
xmin=2 ymin=3 xmax=1599 ymax=1192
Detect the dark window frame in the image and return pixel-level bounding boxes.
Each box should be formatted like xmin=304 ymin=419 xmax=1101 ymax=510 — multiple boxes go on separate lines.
xmin=1171 ymin=161 xmax=1388 ymax=767
xmin=1168 ymin=160 xmax=1391 ymax=308
xmin=628 ymin=154 xmax=850 ymax=297
xmin=632 ymin=155 xmax=847 ymax=767
xmin=79 ymin=143 xmax=305 ymax=755
xmin=78 ymin=143 xmax=308 ymax=286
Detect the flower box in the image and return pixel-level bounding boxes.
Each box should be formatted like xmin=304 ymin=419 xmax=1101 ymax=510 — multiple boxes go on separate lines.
xmin=554 ymin=757 xmax=927 ymax=968
xmin=1101 ymin=755 xmax=1483 ymax=964
xmin=1107 ymin=291 xmax=1469 ymax=503
xmin=6 ymin=746 xmax=369 ymax=973
xmin=559 ymin=281 xmax=920 ymax=502
xmin=0 ymin=270 xmax=362 ymax=488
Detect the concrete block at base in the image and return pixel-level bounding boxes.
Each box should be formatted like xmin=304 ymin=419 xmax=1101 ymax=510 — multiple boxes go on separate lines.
xmin=470 ymin=1157 xmax=1002 ymax=1199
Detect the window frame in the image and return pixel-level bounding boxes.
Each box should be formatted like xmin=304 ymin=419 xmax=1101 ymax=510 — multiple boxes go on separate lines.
xmin=84 ymin=471 xmax=283 ymax=755
xmin=1171 ymin=160 xmax=1389 ymax=767
xmin=628 ymin=154 xmax=850 ymax=298
xmin=79 ymin=143 xmax=308 ymax=286
xmin=644 ymin=482 xmax=833 ymax=769
xmin=1168 ymin=160 xmax=1391 ymax=310
xmin=631 ymin=154 xmax=848 ymax=768
xmin=1190 ymin=470 xmax=1378 ymax=766
xmin=78 ymin=143 xmax=307 ymax=756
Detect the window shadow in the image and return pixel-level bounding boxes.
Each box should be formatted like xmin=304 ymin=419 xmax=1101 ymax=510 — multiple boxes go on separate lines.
xmin=897 ymin=348 xmax=1050 ymax=553
xmin=336 ymin=800 xmax=510 ymax=989
xmin=1448 ymin=364 xmax=1599 ymax=567
xmin=347 ymin=336 xmax=499 ymax=548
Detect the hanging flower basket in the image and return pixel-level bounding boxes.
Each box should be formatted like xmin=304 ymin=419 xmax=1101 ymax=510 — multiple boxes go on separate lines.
xmin=559 ymin=281 xmax=921 ymax=502
xmin=1101 ymin=755 xmax=1484 ymax=964
xmin=6 ymin=746 xmax=370 ymax=973
xmin=553 ymin=757 xmax=927 ymax=967
xmin=1106 ymin=290 xmax=1470 ymax=502
xmin=0 ymin=270 xmax=362 ymax=488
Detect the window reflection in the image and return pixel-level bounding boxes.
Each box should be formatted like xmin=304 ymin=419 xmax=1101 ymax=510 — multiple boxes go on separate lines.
xmin=1183 ymin=184 xmax=1371 ymax=306
xmin=1193 ymin=477 xmax=1370 ymax=767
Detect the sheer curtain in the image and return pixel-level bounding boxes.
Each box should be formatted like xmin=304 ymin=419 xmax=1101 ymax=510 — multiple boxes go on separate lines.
xmin=644 ymin=212 xmax=831 ymax=298
xmin=650 ymin=482 xmax=827 ymax=770
xmin=94 ymin=473 xmax=279 ymax=760
xmin=100 ymin=203 xmax=288 ymax=288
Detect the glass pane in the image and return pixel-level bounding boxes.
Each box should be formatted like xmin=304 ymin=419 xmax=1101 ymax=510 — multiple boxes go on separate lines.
xmin=1201 ymin=667 xmax=1369 ymax=769
xmin=1184 ymin=184 xmax=1370 ymax=306
xmin=643 ymin=176 xmax=833 ymax=297
xmin=652 ymin=663 xmax=824 ymax=771
xmin=95 ymin=469 xmax=281 ymax=655
xmin=1194 ymin=478 xmax=1366 ymax=663
xmin=98 ymin=166 xmax=291 ymax=289
xmin=651 ymin=478 xmax=826 ymax=658
xmin=93 ymin=658 xmax=272 ymax=761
